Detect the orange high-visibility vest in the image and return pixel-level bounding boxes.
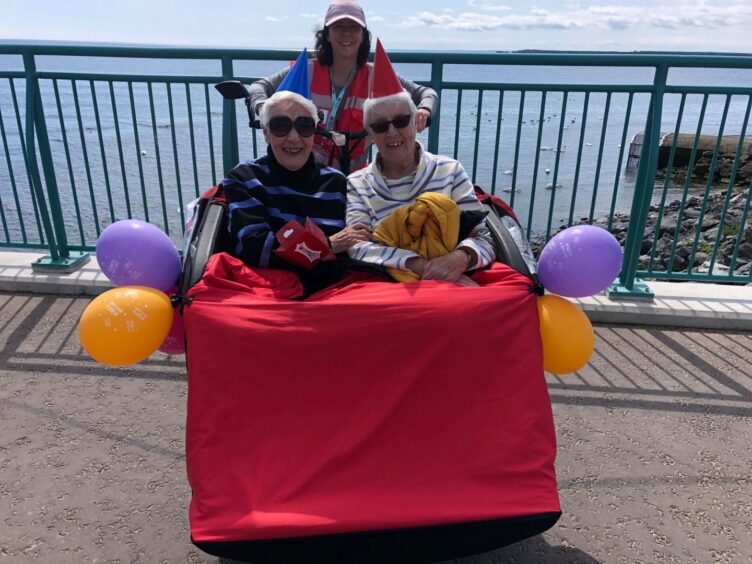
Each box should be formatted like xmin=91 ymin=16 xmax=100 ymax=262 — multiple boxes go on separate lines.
xmin=310 ymin=60 xmax=371 ymax=172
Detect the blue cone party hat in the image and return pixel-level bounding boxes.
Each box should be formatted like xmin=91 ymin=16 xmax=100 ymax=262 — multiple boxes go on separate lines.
xmin=277 ymin=48 xmax=311 ymax=99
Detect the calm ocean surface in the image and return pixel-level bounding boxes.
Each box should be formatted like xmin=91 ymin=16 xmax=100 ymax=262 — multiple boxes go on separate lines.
xmin=1 ymin=52 xmax=751 ymax=244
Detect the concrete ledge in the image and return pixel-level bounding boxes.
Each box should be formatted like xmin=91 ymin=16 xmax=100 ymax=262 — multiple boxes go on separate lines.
xmin=574 ymin=281 xmax=752 ymax=330
xmin=2 ymin=251 xmax=752 ymax=330
xmin=0 ymin=251 xmax=113 ymax=296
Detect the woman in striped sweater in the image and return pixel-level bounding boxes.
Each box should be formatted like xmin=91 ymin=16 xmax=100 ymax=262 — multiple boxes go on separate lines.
xmin=346 ymin=90 xmax=496 ymax=287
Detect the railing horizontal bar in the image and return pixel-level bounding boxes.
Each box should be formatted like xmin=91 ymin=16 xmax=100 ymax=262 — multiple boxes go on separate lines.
xmin=3 ymin=43 xmax=752 ymax=68
xmin=441 ymin=82 xmax=653 ymax=93
xmin=664 ymin=85 xmax=752 ymax=95
xmin=0 ymin=242 xmax=49 ymax=249
xmin=638 ymin=271 xmax=752 ymax=283
xmin=27 ymin=78 xmax=752 ymax=99
xmin=37 ymin=72 xmax=227 ymax=83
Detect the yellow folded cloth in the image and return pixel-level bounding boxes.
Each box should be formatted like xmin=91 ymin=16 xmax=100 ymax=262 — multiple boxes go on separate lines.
xmin=374 ymin=192 xmax=460 ymax=282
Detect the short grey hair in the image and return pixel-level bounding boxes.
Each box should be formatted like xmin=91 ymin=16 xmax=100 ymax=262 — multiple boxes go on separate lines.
xmin=259 ymin=91 xmax=318 ymax=128
xmin=363 ymin=91 xmax=416 ymax=133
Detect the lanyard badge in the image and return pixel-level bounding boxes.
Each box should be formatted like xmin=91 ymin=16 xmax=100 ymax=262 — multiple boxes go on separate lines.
xmin=326 ymin=68 xmax=356 ymax=130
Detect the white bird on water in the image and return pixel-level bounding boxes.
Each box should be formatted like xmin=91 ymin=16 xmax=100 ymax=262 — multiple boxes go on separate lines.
xmin=140 ymin=150 xmax=147 ymax=156
xmin=544 ymin=168 xmax=551 ymax=174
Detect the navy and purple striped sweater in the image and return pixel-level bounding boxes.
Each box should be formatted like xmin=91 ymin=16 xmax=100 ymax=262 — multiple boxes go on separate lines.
xmin=223 ymin=147 xmax=348 ymax=293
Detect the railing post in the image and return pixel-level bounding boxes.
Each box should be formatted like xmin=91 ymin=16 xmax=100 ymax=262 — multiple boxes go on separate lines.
xmin=221 ymin=56 xmax=239 ymax=175
xmin=608 ymin=64 xmax=669 ymax=300
xmin=22 ymin=52 xmax=89 ymax=272
xmin=427 ymin=58 xmax=442 ymax=154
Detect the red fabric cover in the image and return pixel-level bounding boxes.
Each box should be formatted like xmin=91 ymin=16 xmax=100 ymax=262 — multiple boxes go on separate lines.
xmin=184 ymin=253 xmax=559 ymax=543
xmin=199 ymin=183 xmax=225 ymax=204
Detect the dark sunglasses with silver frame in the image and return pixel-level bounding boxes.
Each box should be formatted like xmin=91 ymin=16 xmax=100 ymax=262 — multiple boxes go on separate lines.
xmin=368 ymin=114 xmax=412 ymax=134
xmin=268 ymin=115 xmax=317 ymax=138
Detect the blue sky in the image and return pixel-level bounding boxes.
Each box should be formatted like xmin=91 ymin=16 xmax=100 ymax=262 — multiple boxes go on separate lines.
xmin=2 ymin=0 xmax=751 ymax=53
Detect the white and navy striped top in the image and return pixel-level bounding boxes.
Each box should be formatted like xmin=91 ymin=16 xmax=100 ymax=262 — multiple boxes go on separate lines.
xmin=346 ymin=144 xmax=496 ymax=270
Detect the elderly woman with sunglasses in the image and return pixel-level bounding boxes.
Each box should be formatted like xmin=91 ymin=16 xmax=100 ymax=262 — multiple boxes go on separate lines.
xmin=222 ymin=89 xmax=370 ymax=294
xmin=346 ymin=50 xmax=496 ymax=286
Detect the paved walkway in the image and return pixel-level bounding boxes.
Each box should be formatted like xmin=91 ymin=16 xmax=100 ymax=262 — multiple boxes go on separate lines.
xmin=1 ymin=252 xmax=751 ymax=562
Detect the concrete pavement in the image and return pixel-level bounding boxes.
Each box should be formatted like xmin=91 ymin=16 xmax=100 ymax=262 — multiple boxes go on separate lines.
xmin=0 ymin=292 xmax=750 ymax=562
xmin=1 ymin=250 xmax=751 ymax=562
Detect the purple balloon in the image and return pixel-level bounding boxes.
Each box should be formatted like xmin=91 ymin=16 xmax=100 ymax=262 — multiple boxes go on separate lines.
xmin=538 ymin=225 xmax=623 ymax=298
xmin=96 ymin=220 xmax=181 ymax=292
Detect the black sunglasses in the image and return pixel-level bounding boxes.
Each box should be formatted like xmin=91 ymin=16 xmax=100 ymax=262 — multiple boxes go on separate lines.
xmin=369 ymin=114 xmax=412 ymax=134
xmin=268 ymin=115 xmax=317 ymax=138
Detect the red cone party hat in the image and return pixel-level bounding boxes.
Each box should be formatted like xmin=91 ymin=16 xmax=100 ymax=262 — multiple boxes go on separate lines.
xmin=370 ymin=39 xmax=403 ymax=99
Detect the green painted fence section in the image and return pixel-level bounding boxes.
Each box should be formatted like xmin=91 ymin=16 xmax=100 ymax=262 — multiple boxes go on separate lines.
xmin=1 ymin=43 xmax=751 ymax=291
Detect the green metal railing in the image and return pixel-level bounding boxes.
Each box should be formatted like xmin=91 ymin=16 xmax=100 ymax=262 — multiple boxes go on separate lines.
xmin=1 ymin=43 xmax=751 ymax=294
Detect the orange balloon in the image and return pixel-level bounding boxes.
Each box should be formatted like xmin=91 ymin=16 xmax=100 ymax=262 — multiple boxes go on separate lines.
xmin=537 ymin=294 xmax=594 ymax=375
xmin=79 ymin=286 xmax=174 ymax=366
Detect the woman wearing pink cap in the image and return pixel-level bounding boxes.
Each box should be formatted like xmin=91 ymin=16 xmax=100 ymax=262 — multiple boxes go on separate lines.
xmin=249 ymin=0 xmax=437 ymax=173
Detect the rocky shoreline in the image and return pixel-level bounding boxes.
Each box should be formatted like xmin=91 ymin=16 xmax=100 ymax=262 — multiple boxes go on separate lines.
xmin=527 ymin=144 xmax=752 ymax=279
xmin=531 ymin=185 xmax=752 ymax=279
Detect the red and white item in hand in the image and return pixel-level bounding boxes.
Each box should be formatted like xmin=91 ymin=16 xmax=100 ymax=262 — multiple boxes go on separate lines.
xmin=273 ymin=218 xmax=335 ymax=269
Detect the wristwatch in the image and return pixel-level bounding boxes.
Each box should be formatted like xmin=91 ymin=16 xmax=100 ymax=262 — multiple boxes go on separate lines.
xmin=458 ymin=248 xmax=474 ymax=270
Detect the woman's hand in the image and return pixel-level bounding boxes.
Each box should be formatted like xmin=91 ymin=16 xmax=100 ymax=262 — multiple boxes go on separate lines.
xmin=329 ymin=223 xmax=371 ymax=254
xmin=406 ymin=256 xmax=428 ymax=276
xmin=415 ymin=108 xmax=431 ymax=133
xmin=421 ymin=250 xmax=471 ymax=283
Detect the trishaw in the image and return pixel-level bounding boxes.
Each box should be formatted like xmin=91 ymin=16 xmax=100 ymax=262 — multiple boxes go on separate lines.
xmin=176 ymin=83 xmax=560 ymax=564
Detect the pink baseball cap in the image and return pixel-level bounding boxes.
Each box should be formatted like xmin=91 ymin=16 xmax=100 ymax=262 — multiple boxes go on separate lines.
xmin=324 ymin=0 xmax=366 ymax=28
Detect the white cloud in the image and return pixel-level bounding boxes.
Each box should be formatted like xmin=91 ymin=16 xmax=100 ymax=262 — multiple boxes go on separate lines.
xmin=399 ymin=2 xmax=752 ymax=32
xmin=265 ymin=16 xmax=282 ymax=22
xmin=370 ymin=15 xmax=385 ymax=22
xmin=300 ymin=12 xmax=318 ymax=19
xmin=400 ymin=11 xmax=576 ymax=31
xmin=467 ymin=0 xmax=511 ymax=11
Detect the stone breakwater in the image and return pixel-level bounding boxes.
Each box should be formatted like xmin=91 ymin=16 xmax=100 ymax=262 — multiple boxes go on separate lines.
xmin=656 ymin=150 xmax=752 ymax=188
xmin=531 ymin=187 xmax=752 ymax=279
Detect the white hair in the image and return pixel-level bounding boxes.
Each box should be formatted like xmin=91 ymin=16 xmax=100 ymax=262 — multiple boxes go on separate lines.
xmin=260 ymin=91 xmax=318 ymax=128
xmin=362 ymin=91 xmax=417 ymax=133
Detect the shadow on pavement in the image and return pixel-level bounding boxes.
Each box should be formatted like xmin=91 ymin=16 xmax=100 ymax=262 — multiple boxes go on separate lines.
xmin=455 ymin=534 xmax=601 ymax=563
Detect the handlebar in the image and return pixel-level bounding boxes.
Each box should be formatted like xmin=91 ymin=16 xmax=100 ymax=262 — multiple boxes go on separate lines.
xmin=315 ymin=127 xmax=368 ymax=146
xmin=214 ymin=81 xmax=368 ymax=136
